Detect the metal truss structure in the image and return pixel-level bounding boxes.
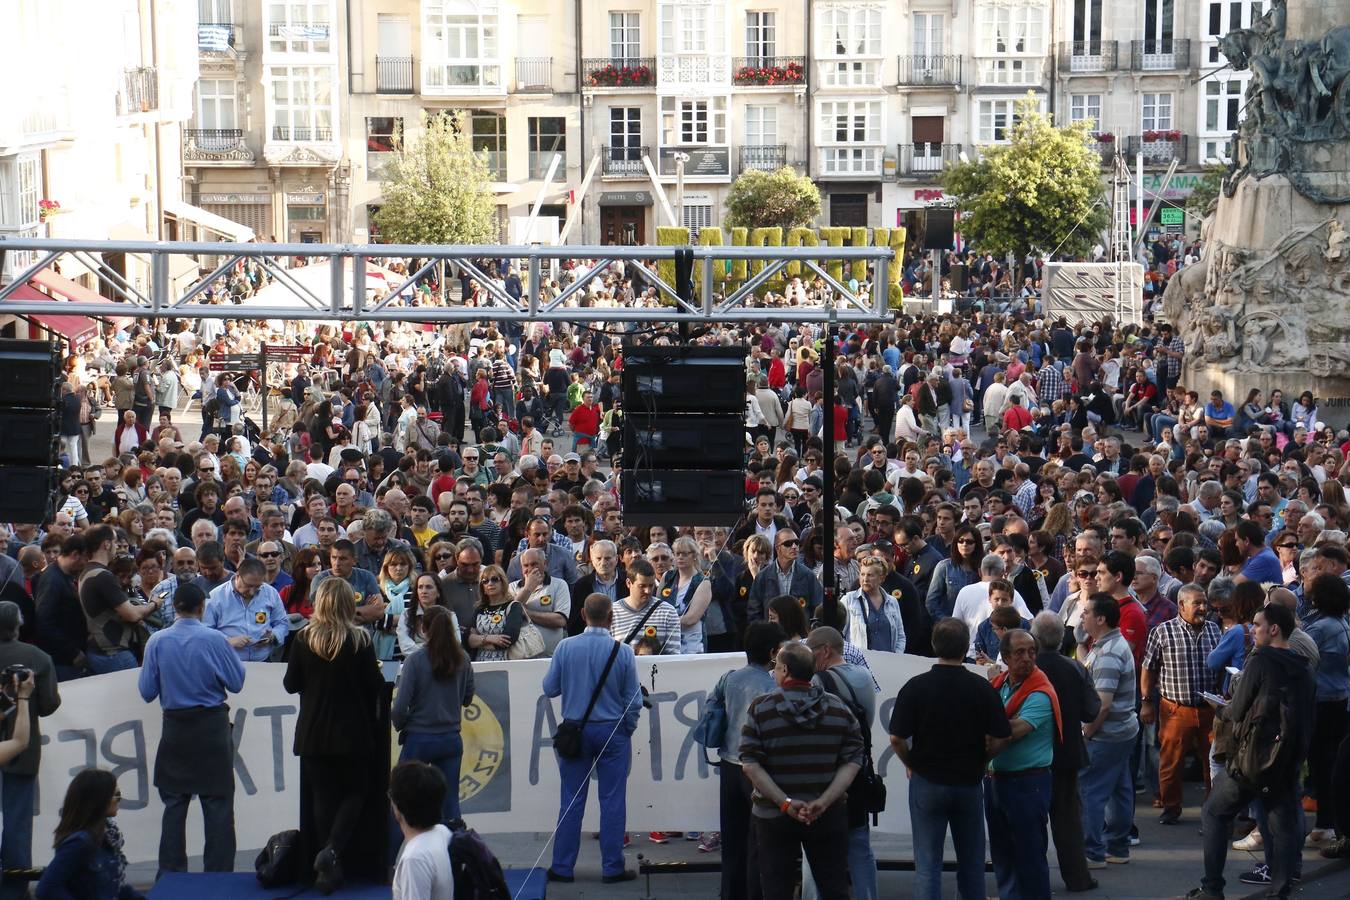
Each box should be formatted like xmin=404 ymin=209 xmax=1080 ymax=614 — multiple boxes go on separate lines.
xmin=0 ymin=237 xmax=893 ymax=324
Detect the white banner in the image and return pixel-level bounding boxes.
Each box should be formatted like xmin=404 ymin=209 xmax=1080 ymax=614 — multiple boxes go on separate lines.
xmin=34 ymin=652 xmax=933 ymax=864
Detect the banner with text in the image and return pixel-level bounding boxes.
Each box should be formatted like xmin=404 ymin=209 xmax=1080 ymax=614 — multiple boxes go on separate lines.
xmin=34 ymin=652 xmax=931 ymax=864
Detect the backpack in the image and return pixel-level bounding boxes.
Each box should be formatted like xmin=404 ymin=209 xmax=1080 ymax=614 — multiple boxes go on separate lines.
xmin=449 ymin=823 xmax=511 ymax=900
xmin=1226 ymin=655 xmax=1310 ymax=792
xmin=819 ymin=668 xmax=887 ymax=826
xmin=254 ymin=829 xmax=300 ymax=887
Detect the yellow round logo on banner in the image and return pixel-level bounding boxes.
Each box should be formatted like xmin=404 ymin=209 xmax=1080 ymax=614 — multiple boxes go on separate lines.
xmin=457 ymin=697 xmax=505 ymax=803
xmin=254 ymin=611 xmax=267 ymax=625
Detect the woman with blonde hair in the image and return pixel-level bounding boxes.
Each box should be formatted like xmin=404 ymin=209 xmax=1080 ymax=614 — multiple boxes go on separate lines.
xmin=283 ymin=578 xmax=385 ymax=894
xmin=375 ymin=547 xmax=417 ymax=661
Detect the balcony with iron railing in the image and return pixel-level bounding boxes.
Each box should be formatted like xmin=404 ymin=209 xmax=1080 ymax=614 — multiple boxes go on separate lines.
xmin=515 ymin=57 xmax=552 ymax=93
xmin=376 ymin=56 xmax=414 ymax=93
xmin=183 ymin=128 xmax=256 ymax=164
xmin=197 ymin=22 xmax=239 ymax=54
xmin=602 ymin=145 xmax=647 ymax=176
xmin=116 ymin=67 xmax=158 ymax=115
xmin=582 ymin=58 xmax=656 ymax=89
xmin=739 ymin=144 xmax=787 ymax=173
xmin=1125 ymin=132 xmax=1189 ymax=166
xmin=272 ymin=125 xmax=333 ymax=142
xmin=1087 ymin=136 xmax=1118 ymax=168
xmin=1130 ymin=38 xmax=1191 ymax=71
xmin=731 ymin=57 xmax=805 ymax=87
xmin=1059 ymin=40 xmax=1118 ymax=73
xmin=896 ymin=143 xmax=962 ymax=177
xmin=896 ymin=55 xmax=963 ymax=87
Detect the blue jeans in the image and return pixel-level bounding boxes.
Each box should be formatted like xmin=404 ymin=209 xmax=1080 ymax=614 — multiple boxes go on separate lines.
xmin=984 ymin=771 xmax=1052 ymax=900
xmin=571 ymin=431 xmax=597 ymax=452
xmin=158 ymin=789 xmax=235 ymax=876
xmin=0 ymin=773 xmax=35 ymax=900
xmin=550 ymin=721 xmax=631 ymax=879
xmin=400 ymin=731 xmax=465 ymax=823
xmin=85 ymin=649 xmax=138 ymax=675
xmin=909 ymin=772 xmax=986 ymax=900
xmin=1080 ymin=737 xmax=1136 ymax=861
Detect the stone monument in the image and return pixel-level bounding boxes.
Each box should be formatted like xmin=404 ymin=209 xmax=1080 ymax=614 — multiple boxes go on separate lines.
xmin=1168 ymin=0 xmax=1350 ymax=426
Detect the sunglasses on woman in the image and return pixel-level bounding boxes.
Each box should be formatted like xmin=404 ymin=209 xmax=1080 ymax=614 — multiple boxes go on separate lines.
xmin=480 ymin=576 xmax=502 ymax=585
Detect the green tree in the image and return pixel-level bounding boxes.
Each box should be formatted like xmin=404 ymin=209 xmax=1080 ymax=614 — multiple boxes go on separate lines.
xmin=1185 ymin=164 xmax=1226 ymax=219
xmin=941 ymin=94 xmax=1109 ymax=275
xmin=372 ymin=111 xmax=498 ymax=244
xmin=724 ymin=166 xmax=822 ymax=232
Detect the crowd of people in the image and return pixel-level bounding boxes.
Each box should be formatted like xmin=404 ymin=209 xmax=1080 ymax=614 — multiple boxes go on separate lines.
xmin=1 ymin=245 xmax=1348 ymax=898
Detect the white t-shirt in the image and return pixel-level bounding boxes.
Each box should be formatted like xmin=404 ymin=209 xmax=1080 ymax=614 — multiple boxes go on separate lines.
xmin=393 ymin=824 xmax=454 ymax=900
xmin=950 ymin=581 xmax=1032 ymax=654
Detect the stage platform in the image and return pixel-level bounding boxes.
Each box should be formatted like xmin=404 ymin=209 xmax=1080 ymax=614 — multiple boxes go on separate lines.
xmin=147 ymin=868 xmax=547 ymax=898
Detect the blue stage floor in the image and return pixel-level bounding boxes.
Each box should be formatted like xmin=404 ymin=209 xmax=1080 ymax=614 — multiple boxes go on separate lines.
xmin=147 ymin=868 xmax=547 ymax=898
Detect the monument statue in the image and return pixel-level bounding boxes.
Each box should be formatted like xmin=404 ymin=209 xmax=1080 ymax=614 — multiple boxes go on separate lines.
xmin=1176 ymin=0 xmax=1350 ymax=424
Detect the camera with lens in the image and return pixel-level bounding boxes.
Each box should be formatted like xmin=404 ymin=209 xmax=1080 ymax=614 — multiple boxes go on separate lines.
xmin=0 ymin=664 xmax=30 ymax=718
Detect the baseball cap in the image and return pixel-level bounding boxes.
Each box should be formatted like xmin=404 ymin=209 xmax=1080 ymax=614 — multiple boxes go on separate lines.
xmin=563 ymin=453 xmax=581 ymax=463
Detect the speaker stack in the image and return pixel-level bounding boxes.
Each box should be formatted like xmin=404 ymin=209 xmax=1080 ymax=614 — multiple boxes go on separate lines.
xmin=0 ymin=340 xmax=61 ymax=523
xmin=620 ymin=345 xmax=747 ymax=526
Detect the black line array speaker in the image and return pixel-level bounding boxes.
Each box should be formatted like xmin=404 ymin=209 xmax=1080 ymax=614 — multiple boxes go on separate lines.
xmin=0 ymin=340 xmax=60 ymax=523
xmin=923 ymin=208 xmax=955 ymax=250
xmin=621 ymin=345 xmax=747 ymax=526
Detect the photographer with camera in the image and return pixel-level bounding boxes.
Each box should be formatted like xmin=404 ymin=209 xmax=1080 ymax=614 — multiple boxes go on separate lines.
xmin=0 ymin=600 xmax=60 ymax=900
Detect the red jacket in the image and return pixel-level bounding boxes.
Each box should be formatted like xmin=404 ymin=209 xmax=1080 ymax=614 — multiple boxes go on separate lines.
xmin=1002 ymin=405 xmax=1032 ymax=431
xmin=767 ymin=357 xmax=787 ymax=390
xmin=568 ymin=402 xmax=601 ymax=436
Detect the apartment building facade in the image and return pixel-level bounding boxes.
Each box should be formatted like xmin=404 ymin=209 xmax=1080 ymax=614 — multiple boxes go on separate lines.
xmin=179 ymin=0 xmax=1232 ymax=246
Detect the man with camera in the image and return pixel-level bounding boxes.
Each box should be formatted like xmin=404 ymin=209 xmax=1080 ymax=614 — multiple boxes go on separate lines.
xmin=0 ymin=601 xmax=60 ymax=900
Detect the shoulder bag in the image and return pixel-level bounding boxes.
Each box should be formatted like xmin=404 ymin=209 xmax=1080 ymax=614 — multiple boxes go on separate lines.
xmin=553 ymin=600 xmax=662 ymax=759
xmin=506 ymin=601 xmax=547 ymax=660
xmin=691 ymin=671 xmax=731 ymax=752
xmin=820 ymin=667 xmax=887 ymax=825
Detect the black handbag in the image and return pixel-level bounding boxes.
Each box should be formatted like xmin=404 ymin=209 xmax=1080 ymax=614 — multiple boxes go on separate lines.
xmin=820 ymin=669 xmax=888 ymax=824
xmin=553 ymin=599 xmax=662 ymax=759
xmin=255 ymin=829 xmax=301 ymax=887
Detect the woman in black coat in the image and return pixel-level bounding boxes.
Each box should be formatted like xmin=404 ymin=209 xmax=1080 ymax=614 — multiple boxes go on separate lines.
xmin=283 ymin=577 xmax=385 ymax=894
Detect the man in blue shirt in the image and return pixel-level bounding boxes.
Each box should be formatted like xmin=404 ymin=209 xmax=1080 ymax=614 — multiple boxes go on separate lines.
xmin=1235 ymin=520 xmax=1284 ymax=583
xmin=313 ymin=539 xmax=387 ymax=628
xmin=1203 ymin=390 xmax=1236 ymax=438
xmin=203 ymin=558 xmax=289 ymax=661
xmin=543 ymin=593 xmax=643 ymax=885
xmin=138 ymin=583 xmax=246 ymax=878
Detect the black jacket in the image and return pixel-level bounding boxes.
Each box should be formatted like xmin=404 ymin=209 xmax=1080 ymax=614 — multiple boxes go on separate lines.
xmin=283 ymin=632 xmax=386 ymax=757
xmin=35 ymin=565 xmax=83 ymax=666
xmin=567 ymin=566 xmax=627 ymax=636
xmin=1036 ymin=650 xmax=1101 ymax=772
xmin=1221 ymin=645 xmax=1315 ymax=786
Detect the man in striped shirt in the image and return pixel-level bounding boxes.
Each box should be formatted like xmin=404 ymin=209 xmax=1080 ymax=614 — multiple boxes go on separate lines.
xmin=608 ymin=557 xmax=681 ymax=655
xmin=740 ymin=642 xmax=863 ymax=900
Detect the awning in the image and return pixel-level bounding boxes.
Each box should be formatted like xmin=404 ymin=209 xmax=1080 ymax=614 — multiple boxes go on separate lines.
xmin=2 ymin=284 xmax=98 ymax=345
xmin=164 ymin=198 xmax=255 ymax=242
xmin=29 ymin=268 xmax=105 ymax=303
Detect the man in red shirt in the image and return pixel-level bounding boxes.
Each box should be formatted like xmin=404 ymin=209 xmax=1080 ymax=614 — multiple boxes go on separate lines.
xmin=1121 ymin=369 xmax=1158 ymax=430
xmin=567 ymin=391 xmax=602 ymax=453
xmin=1001 ymin=394 xmax=1033 ymax=431
xmin=1095 ymin=551 xmax=1147 ymax=666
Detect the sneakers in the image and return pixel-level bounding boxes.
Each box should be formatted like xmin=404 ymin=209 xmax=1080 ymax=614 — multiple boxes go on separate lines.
xmin=1238 ymin=865 xmax=1270 ymax=886
xmin=1231 ymin=831 xmax=1263 ymax=851
xmin=684 ymin=832 xmax=702 ymax=841
xmin=1321 ymin=836 xmax=1350 ymax=859
xmin=648 ymin=831 xmax=669 ymax=844
xmin=1086 ymin=858 xmax=1106 ymax=870
xmin=1306 ymin=828 xmax=1337 ymax=846
xmin=1158 ymin=810 xmax=1181 ymax=825
xmin=697 ymin=832 xmax=722 ymax=853
xmin=1106 ymin=855 xmax=1130 ymax=864
xmin=1178 ymin=889 xmax=1223 ymax=900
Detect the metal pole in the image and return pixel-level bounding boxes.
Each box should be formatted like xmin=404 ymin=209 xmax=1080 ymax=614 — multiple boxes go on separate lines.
xmin=821 ymin=311 xmax=838 ymax=628
xmin=930 ymin=248 xmax=940 ymax=310
xmin=259 ymin=346 xmax=269 ymax=434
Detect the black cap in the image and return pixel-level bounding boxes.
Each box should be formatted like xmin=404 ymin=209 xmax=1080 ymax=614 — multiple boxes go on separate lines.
xmin=339 ymin=448 xmax=365 ymax=465
xmin=172 ymin=583 xmax=207 ymax=612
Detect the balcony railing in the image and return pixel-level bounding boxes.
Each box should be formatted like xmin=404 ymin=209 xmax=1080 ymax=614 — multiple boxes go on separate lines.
xmin=739 ymin=144 xmax=787 ymax=173
xmin=272 ymin=125 xmax=333 ymax=142
xmin=376 ymin=56 xmax=414 ymax=94
xmin=1059 ymin=40 xmax=1118 ymax=73
xmin=818 ymin=147 xmax=882 ymax=178
xmin=603 ymin=145 xmax=647 ymax=176
xmin=731 ymin=57 xmax=805 ymax=86
xmin=1131 ymin=39 xmax=1191 ymax=71
xmin=582 ymin=58 xmax=656 ymax=88
xmin=197 ymin=22 xmax=238 ymax=54
xmin=528 ymin=149 xmax=564 ymax=180
xmin=1125 ymin=133 xmax=1189 ymax=166
xmin=515 ymin=57 xmax=552 ymax=93
xmin=116 ymin=67 xmax=158 ymax=115
xmin=896 ymin=55 xmax=963 ymax=86
xmin=1087 ymin=138 xmax=1118 ymax=168
xmin=183 ymin=128 xmax=256 ymax=164
xmin=896 ymin=143 xmax=962 ymax=177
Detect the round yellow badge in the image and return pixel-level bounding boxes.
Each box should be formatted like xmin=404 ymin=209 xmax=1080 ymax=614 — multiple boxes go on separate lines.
xmin=739 ymin=586 xmax=748 ymax=597
xmin=643 ymin=625 xmax=657 ymax=638
xmin=540 ymin=596 xmax=551 ymax=606
xmin=912 ymin=563 xmax=921 ymax=575
xmin=490 ymin=613 xmax=503 ymax=625
xmin=254 ymin=611 xmax=267 ymax=625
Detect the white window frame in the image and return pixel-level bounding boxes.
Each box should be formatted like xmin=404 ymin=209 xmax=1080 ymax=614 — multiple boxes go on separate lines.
xmin=1143 ymin=0 xmax=1175 ymax=48
xmin=1142 ymin=92 xmax=1173 ymax=131
xmin=266 ymin=0 xmax=334 ymax=55
xmin=267 ymin=65 xmax=336 ymax=141
xmin=609 ymin=11 xmax=640 ymax=61
xmin=912 ymin=13 xmax=945 ymax=58
xmin=978 ymin=4 xmax=1045 ymax=56
xmin=817 ymin=98 xmax=882 ymax=174
xmin=423 ymin=0 xmax=501 ymax=91
xmin=815 ymin=5 xmax=882 ymax=87
xmin=0 ymin=154 xmax=41 ymax=230
xmin=609 ymin=107 xmax=642 ymax=152
xmin=1069 ymin=93 xmax=1102 ymax=126
xmin=661 ymin=96 xmax=727 ymax=145
xmin=745 ymin=105 xmax=778 ymax=145
xmin=977 ymin=98 xmax=1036 ymax=144
xmin=196 ymin=79 xmax=238 ymax=132
xmin=745 ymin=11 xmax=776 ymax=62
xmin=1203 ymin=78 xmax=1242 ymax=133
xmin=199 ymin=0 xmax=233 ymax=24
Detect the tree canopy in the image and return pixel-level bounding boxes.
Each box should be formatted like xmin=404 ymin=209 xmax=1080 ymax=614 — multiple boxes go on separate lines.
xmin=942 ymin=94 xmax=1109 ymax=267
xmin=1185 ymin=165 xmax=1226 ymax=220
xmin=372 ymin=111 xmax=499 ymax=245
xmin=724 ymin=166 xmax=822 ymax=232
